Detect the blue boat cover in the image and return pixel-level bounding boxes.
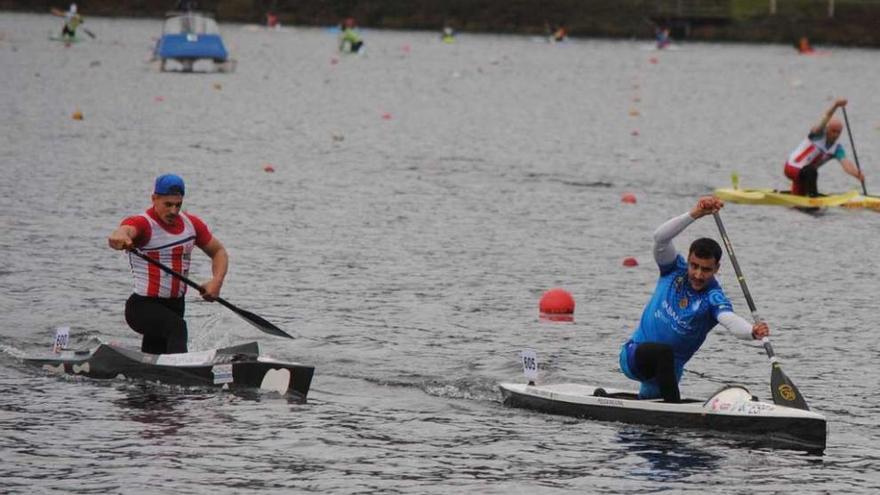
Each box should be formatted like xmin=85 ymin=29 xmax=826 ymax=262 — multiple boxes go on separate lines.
xmin=155 ymin=33 xmax=228 ymax=61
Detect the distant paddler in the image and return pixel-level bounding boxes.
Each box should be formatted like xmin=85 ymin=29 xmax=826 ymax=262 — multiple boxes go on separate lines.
xmin=783 ymin=98 xmax=865 ymax=197
xmin=619 ymin=196 xmax=770 ymax=403
xmin=441 ymin=25 xmax=455 ymax=44
xmin=50 ymin=3 xmax=85 ymax=42
xmin=107 ymin=174 xmax=228 ymax=354
xmin=797 ymin=36 xmax=814 ymax=54
xmin=339 ymin=17 xmax=364 ymax=54
xmin=655 ymin=25 xmax=671 ymax=49
xmin=552 ymin=24 xmax=567 ymax=43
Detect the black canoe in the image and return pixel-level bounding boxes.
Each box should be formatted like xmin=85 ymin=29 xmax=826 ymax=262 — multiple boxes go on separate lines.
xmin=499 ymin=382 xmax=826 ymax=453
xmin=25 ymin=342 xmax=314 ymax=399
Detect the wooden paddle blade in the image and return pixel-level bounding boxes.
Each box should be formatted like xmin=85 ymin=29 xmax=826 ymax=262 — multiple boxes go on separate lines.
xmin=770 ymin=363 xmax=809 ymax=410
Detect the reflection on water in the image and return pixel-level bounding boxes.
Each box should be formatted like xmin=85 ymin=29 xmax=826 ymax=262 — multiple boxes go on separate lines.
xmin=115 ymin=386 xmax=189 ymax=439
xmin=615 ymin=427 xmax=721 ymax=482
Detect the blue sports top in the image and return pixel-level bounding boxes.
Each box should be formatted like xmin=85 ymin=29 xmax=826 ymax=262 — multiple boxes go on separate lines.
xmin=629 ymin=254 xmax=734 ymax=371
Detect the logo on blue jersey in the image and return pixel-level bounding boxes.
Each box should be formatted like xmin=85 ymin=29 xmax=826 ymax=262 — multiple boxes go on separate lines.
xmin=708 ymin=290 xmax=730 ymax=309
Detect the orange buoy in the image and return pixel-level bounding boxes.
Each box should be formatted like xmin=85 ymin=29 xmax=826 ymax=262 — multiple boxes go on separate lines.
xmin=621 ymin=193 xmax=637 ymax=204
xmin=628 ymin=108 xmax=640 ymax=117
xmin=263 ymin=164 xmax=275 ymax=173
xmin=623 ymin=257 xmax=639 ymax=267
xmin=71 ymin=109 xmax=83 ymax=120
xmin=213 ymin=83 xmax=222 ymax=90
xmin=539 ymin=288 xmax=574 ymax=321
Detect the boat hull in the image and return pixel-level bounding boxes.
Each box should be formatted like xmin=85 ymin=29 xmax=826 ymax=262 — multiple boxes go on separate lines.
xmin=25 ymin=342 xmax=314 ymax=399
xmin=499 ymin=382 xmax=826 ymax=452
xmin=715 ymin=187 xmax=879 ymax=211
xmin=155 ymin=33 xmax=228 ymax=62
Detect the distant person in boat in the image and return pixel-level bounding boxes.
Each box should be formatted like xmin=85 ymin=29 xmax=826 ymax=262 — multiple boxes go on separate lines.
xmin=783 ymin=98 xmax=865 ymax=197
xmin=797 ymin=36 xmax=814 ymax=54
xmin=107 ymin=174 xmax=228 ymax=355
xmin=441 ymin=25 xmax=455 ymax=43
xmin=655 ymin=25 xmax=671 ymax=49
xmin=619 ymin=196 xmax=770 ymax=403
xmin=339 ymin=17 xmax=363 ymax=54
xmin=51 ymin=3 xmax=83 ymax=41
xmin=552 ymin=25 xmax=567 ymax=42
xmin=266 ymin=11 xmax=280 ymax=29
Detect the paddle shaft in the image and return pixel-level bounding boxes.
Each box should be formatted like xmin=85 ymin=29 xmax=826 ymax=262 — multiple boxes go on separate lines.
xmin=130 ymin=249 xmax=294 ymax=339
xmin=841 ymin=107 xmax=868 ymax=195
xmin=713 ymin=212 xmax=810 ymax=410
xmin=712 ymin=214 xmax=777 ymax=359
xmin=132 ymin=248 xmax=208 ymax=296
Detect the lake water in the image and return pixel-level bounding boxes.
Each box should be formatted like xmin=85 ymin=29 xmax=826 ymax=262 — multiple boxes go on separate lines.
xmin=1 ymin=12 xmax=879 ymax=493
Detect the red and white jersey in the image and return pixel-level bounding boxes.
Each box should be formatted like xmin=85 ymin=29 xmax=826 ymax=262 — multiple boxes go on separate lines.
xmin=786 ymin=133 xmax=843 ymax=171
xmin=122 ymin=209 xmax=212 ymax=298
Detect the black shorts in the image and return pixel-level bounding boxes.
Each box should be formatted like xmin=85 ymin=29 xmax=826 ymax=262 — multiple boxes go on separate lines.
xmin=125 ymin=293 xmax=188 ymax=354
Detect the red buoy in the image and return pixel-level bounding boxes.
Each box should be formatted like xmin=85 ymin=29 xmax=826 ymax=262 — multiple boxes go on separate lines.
xmin=621 ymin=193 xmax=637 ymax=204
xmin=539 ymin=288 xmax=574 ymax=321
xmin=623 ymin=257 xmax=639 ymax=267
xmin=263 ymin=164 xmax=275 ymax=173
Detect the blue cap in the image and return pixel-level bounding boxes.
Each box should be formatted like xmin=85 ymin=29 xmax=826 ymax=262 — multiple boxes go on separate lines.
xmin=154 ymin=174 xmax=185 ymax=196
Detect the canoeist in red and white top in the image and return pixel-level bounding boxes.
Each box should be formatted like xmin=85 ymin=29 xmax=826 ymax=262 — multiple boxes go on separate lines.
xmin=107 ymin=174 xmax=228 ymax=354
xmin=783 ymin=98 xmax=865 ymax=196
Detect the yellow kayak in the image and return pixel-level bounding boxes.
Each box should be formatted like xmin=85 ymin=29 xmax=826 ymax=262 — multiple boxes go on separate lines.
xmin=714 ymin=188 xmax=880 ymax=210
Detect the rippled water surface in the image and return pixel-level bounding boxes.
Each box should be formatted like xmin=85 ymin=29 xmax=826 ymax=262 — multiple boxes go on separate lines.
xmin=2 ymin=12 xmax=880 ymax=493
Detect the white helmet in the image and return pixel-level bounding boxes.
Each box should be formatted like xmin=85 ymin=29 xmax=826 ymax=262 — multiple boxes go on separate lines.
xmin=70 ymin=3 xmax=77 ymax=14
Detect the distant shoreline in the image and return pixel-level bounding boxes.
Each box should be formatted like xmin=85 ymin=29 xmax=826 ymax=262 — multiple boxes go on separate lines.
xmin=4 ymin=0 xmax=879 ymax=48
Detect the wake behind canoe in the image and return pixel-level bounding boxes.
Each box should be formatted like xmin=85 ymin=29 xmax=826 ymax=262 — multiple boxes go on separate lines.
xmin=25 ymin=341 xmax=314 ymax=399
xmin=499 ymin=382 xmax=826 ymax=452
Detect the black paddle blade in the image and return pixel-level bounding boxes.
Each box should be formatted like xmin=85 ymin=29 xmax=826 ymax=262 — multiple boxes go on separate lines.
xmin=216 ymin=298 xmax=294 ymax=339
xmin=230 ymin=306 xmax=294 ymax=339
xmin=770 ymin=363 xmax=809 ymax=410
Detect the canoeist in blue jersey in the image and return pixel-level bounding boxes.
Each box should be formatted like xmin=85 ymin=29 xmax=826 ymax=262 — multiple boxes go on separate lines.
xmin=107 ymin=174 xmax=228 ymax=354
xmin=619 ymin=196 xmax=770 ymax=402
